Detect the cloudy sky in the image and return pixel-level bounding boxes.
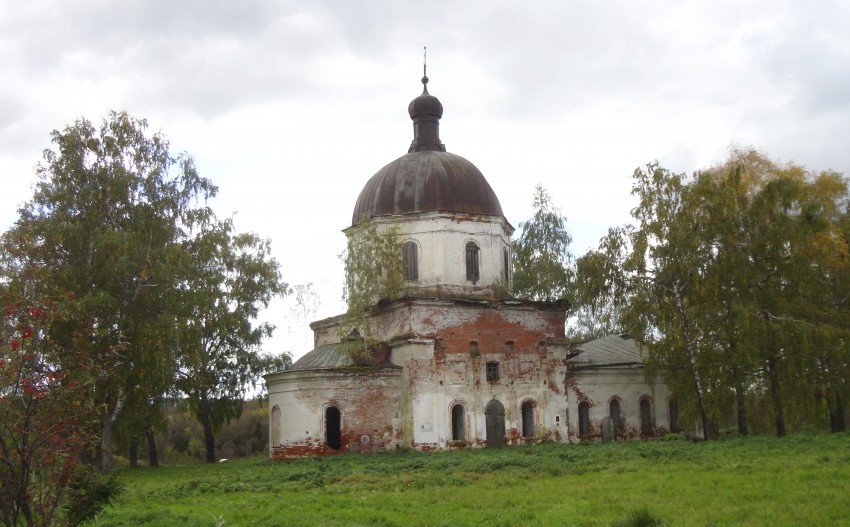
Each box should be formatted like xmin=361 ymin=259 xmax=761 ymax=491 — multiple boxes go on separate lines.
xmin=2 ymin=0 xmax=848 ymax=359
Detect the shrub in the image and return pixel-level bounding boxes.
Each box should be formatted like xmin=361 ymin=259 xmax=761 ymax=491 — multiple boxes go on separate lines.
xmin=64 ymin=465 xmax=122 ymax=525
xmin=612 ymin=507 xmax=668 ymax=527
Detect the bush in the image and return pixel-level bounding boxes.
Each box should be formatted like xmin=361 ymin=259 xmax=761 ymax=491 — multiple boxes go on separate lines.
xmin=612 ymin=508 xmax=668 ymax=527
xmin=64 ymin=465 xmax=122 ymax=525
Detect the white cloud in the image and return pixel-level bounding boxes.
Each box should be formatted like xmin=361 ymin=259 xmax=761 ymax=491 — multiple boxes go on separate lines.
xmin=1 ymin=0 xmax=849 ymax=358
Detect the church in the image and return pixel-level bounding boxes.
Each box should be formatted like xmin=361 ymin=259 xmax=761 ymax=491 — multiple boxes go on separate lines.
xmin=264 ymin=75 xmax=673 ymax=459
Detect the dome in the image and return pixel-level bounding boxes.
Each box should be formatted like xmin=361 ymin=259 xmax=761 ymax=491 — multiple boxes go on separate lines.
xmin=408 ymin=76 xmax=443 ymax=119
xmin=351 ymin=76 xmax=505 ymax=226
xmin=352 ymin=150 xmax=504 ymax=225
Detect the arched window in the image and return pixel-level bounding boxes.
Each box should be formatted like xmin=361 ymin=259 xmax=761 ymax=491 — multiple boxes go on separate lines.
xmin=640 ymin=397 xmax=653 ymax=435
xmin=325 ymin=406 xmax=341 ymax=450
xmin=503 ymin=247 xmax=511 ymax=282
xmin=271 ymin=405 xmax=281 ymax=446
xmin=578 ymin=401 xmax=591 ymax=436
xmin=402 ymin=241 xmax=418 ymax=280
xmin=609 ymin=398 xmax=622 ymax=435
xmin=451 ymin=403 xmax=467 ymax=441
xmin=521 ymin=400 xmax=536 ymax=438
xmin=465 ymin=242 xmax=480 ymax=283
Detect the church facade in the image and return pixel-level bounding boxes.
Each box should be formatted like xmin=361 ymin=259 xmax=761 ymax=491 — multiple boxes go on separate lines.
xmin=264 ymin=76 xmax=672 ymax=459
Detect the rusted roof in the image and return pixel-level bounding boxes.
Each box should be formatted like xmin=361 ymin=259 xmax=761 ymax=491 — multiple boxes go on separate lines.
xmin=569 ymin=334 xmax=645 ymax=368
xmin=351 ymin=150 xmax=504 ymax=226
xmin=288 ymin=344 xmax=352 ymax=371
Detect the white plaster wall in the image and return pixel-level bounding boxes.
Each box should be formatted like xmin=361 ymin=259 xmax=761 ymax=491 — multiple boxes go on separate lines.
xmin=565 ymin=368 xmax=671 ymax=441
xmin=265 ymin=369 xmax=403 ymax=453
xmin=367 ymin=212 xmax=513 ymax=296
xmin=406 ymin=348 xmax=569 ymax=448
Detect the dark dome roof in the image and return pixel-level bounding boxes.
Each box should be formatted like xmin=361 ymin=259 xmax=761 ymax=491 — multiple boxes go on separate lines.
xmin=408 ymin=82 xmax=443 ymax=119
xmin=351 ymin=150 xmax=504 ymax=225
xmin=351 ymin=76 xmax=505 ymax=226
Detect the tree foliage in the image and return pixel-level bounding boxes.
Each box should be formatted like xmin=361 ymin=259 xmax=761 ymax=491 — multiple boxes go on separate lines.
xmin=1 ymin=111 xmax=217 ymax=471
xmin=175 ymin=217 xmax=288 ymax=463
xmin=2 ymin=111 xmax=289 ymax=473
xmin=600 ymin=149 xmax=850 ymax=438
xmin=511 ymin=185 xmax=573 ymax=302
xmin=339 ymin=217 xmax=403 ymax=361
xmin=569 ymin=248 xmax=626 ymax=342
xmin=0 ymin=291 xmax=117 ymax=526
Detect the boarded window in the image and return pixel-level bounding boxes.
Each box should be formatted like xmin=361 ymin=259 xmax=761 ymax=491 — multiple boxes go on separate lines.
xmin=609 ymin=399 xmax=622 ymax=435
xmin=465 ymin=242 xmax=480 ymax=283
xmin=449 ymin=360 xmax=467 ymax=384
xmin=402 ymin=241 xmax=418 ymax=280
xmin=519 ymin=360 xmax=537 ymax=378
xmin=640 ymin=398 xmax=653 ymax=435
xmin=325 ymin=406 xmax=341 ymax=450
xmin=521 ymin=401 xmax=536 ymax=438
xmin=486 ymin=361 xmax=500 ymax=382
xmin=451 ymin=404 xmax=466 ymax=441
xmin=578 ymin=401 xmax=590 ymax=436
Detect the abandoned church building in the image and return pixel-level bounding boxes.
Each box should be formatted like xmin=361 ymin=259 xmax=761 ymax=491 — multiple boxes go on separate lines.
xmin=264 ymin=76 xmax=673 ymax=459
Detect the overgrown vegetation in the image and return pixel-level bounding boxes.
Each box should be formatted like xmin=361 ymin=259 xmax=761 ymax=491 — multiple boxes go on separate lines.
xmin=95 ymin=433 xmax=850 ymax=526
xmin=339 ymin=216 xmax=404 ymax=362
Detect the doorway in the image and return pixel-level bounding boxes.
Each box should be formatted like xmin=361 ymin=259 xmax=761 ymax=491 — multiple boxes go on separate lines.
xmin=485 ymin=399 xmax=505 ymax=447
xmin=325 ymin=406 xmax=341 ymax=450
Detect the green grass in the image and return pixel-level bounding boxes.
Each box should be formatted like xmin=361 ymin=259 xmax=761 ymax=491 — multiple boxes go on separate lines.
xmin=93 ymin=433 xmax=850 ymax=527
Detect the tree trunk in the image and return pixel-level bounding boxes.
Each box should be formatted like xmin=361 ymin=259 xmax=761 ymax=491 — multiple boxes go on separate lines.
xmin=732 ymin=366 xmax=749 ymax=437
xmin=146 ymin=428 xmax=159 ymax=467
xmin=198 ymin=401 xmax=217 ymax=463
xmin=830 ymin=390 xmax=846 ymax=433
xmin=129 ymin=436 xmax=139 ymax=468
xmin=766 ymin=356 xmax=786 ymax=437
xmin=99 ymin=390 xmax=125 ymax=473
xmin=100 ymin=419 xmax=115 ymax=472
xmin=672 ymin=281 xmax=711 ymax=440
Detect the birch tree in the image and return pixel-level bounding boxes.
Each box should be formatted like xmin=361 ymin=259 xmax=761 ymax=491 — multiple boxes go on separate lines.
xmin=1 ymin=111 xmax=216 ymax=470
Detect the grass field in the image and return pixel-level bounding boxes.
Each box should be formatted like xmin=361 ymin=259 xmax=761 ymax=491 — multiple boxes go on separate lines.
xmin=92 ymin=433 xmax=850 ymax=527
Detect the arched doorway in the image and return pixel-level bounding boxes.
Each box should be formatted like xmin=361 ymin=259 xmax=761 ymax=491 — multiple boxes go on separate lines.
xmin=668 ymin=399 xmax=681 ymax=432
xmin=578 ymin=401 xmax=591 ymax=436
xmin=521 ymin=400 xmax=536 ymax=439
xmin=451 ymin=403 xmax=467 ymax=441
xmin=325 ymin=406 xmax=341 ymax=450
xmin=485 ymin=399 xmax=505 ymax=447
xmin=609 ymin=398 xmax=622 ymax=437
xmin=640 ymin=397 xmax=653 ymax=435
xmin=271 ymin=406 xmax=281 ymax=446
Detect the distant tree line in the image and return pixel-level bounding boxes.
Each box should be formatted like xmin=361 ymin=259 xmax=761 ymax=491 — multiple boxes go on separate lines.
xmin=1 ymin=112 xmax=290 ymax=525
xmin=512 ymin=149 xmax=850 ymax=439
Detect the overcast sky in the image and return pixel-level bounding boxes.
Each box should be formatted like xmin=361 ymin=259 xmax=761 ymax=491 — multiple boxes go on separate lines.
xmin=2 ymin=0 xmax=849 ymax=360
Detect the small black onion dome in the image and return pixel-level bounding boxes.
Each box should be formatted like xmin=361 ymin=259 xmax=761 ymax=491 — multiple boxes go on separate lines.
xmin=408 ymin=75 xmax=443 ymax=118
